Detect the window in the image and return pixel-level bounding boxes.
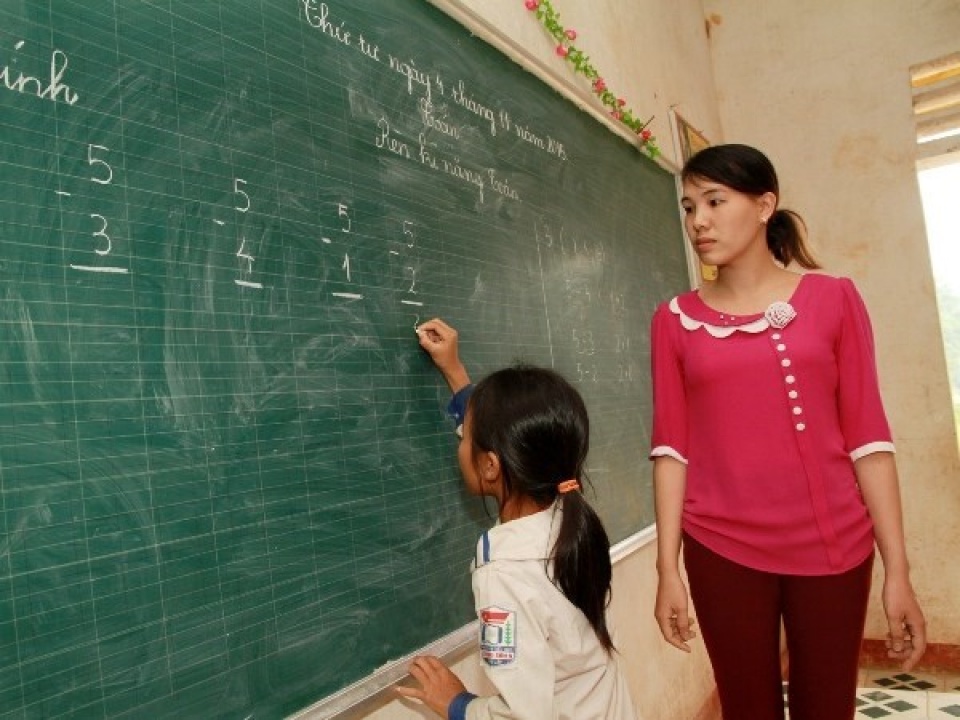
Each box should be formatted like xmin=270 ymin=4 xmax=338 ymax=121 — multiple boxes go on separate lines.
xmin=913 ymin=52 xmax=960 ymax=435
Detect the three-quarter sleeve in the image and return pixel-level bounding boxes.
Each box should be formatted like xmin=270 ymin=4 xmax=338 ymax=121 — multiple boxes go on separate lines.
xmin=835 ymin=278 xmax=894 ymax=459
xmin=649 ymin=302 xmax=689 ymax=464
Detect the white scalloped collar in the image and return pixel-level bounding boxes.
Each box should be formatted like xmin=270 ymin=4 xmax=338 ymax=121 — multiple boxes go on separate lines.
xmin=669 ymin=275 xmax=808 ymax=338
xmin=669 ymin=296 xmax=769 ymax=337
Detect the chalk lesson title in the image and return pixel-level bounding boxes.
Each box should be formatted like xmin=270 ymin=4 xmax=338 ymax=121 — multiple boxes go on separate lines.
xmin=302 ymin=1 xmax=571 ymax=204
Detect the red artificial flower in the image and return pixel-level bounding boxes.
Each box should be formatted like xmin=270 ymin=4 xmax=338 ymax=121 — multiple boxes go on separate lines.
xmin=566 ymin=29 xmax=577 ymax=40
xmin=593 ymin=78 xmax=606 ymax=92
xmin=641 ymin=129 xmax=652 ymax=140
xmin=524 ymin=0 xmax=539 ymax=9
xmin=617 ymin=97 xmax=626 ymax=106
xmin=611 ymin=110 xmax=622 ymax=121
xmin=556 ymin=44 xmax=569 ymax=57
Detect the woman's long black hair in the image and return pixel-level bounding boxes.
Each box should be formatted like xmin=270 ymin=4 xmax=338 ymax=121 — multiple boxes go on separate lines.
xmin=682 ymin=143 xmax=821 ymax=269
xmin=467 ymin=365 xmax=615 ymax=652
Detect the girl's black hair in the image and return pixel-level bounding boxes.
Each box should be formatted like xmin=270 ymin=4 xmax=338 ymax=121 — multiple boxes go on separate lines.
xmin=468 ymin=365 xmax=615 ymax=652
xmin=681 ymin=143 xmax=821 ymax=269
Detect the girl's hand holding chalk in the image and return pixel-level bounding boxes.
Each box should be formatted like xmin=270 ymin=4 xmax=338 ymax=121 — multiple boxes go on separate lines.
xmin=416 ymin=318 xmax=471 ymax=392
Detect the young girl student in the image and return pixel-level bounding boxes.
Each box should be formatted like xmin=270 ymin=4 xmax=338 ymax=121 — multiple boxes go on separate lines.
xmin=650 ymin=144 xmax=926 ymax=720
xmin=397 ymin=318 xmax=637 ymax=720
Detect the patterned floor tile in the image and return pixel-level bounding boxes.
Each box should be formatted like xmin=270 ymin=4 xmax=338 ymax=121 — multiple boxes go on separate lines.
xmin=855 ymin=689 xmax=928 ymax=718
xmin=944 ymin=676 xmax=960 ymax=694
xmin=866 ymin=669 xmax=943 ymax=692
xmin=929 ymin=691 xmax=960 ymax=718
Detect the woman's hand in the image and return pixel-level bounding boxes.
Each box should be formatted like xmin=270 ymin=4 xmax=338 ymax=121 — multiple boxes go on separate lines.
xmin=852 ymin=453 xmax=927 ymax=671
xmin=416 ymin=318 xmax=470 ymax=392
xmin=882 ymin=574 xmax=927 ymax=671
xmin=395 ymin=655 xmax=468 ymax=716
xmin=654 ymin=570 xmax=697 ymax=652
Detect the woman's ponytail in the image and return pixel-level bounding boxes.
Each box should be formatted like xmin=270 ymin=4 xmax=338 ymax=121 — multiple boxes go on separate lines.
xmin=768 ymin=209 xmax=820 ymax=269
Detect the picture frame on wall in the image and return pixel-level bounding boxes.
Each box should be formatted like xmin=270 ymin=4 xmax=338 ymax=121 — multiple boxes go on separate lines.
xmin=676 ymin=111 xmax=710 ymax=163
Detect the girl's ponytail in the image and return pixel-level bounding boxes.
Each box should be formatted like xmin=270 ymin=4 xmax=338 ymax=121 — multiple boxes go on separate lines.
xmin=552 ymin=486 xmax=614 ymax=651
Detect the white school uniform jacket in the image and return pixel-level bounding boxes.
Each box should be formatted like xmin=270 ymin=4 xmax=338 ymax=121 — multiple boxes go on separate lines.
xmin=464 ymin=503 xmax=638 ymax=720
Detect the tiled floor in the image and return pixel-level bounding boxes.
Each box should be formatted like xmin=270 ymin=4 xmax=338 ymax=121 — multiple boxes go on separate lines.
xmin=781 ymin=670 xmax=960 ymax=719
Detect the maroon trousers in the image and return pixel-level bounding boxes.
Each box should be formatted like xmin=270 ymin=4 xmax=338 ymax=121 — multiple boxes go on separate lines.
xmin=683 ymin=534 xmax=874 ymax=720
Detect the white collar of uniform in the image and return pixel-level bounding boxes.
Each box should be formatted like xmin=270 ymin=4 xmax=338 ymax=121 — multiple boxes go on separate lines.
xmin=475 ymin=501 xmax=562 ymax=566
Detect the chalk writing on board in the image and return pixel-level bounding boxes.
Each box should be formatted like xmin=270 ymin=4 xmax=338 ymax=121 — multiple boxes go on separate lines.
xmin=418 ymin=99 xmax=460 ymax=141
xmin=302 ymin=1 xmax=565 ymax=162
xmin=231 ymin=178 xmax=263 ymax=289
xmin=385 ymin=219 xmax=425 ymax=319
xmin=235 ymin=238 xmax=262 ymax=289
xmin=301 ymin=1 xmax=352 ymax=46
xmin=534 ymin=214 xmax=644 ymax=387
xmin=233 ymin=178 xmax=251 ymax=213
xmin=328 ymin=202 xmax=363 ymax=300
xmin=88 ymin=144 xmax=113 ymax=184
xmin=67 ymin=144 xmax=129 ymax=274
xmin=404 ymin=122 xmax=487 ymax=201
xmin=356 ymin=35 xmax=381 ymax=62
xmin=487 ymin=170 xmax=520 ymax=201
xmin=515 ymin=123 xmax=569 ymax=160
xmin=338 ymin=203 xmax=352 ymax=233
xmin=450 ymin=80 xmax=497 ymax=135
xmin=388 ymin=56 xmax=434 ymax=101
xmin=1 ymin=40 xmax=79 ymax=105
xmin=376 ymin=117 xmax=412 ymax=159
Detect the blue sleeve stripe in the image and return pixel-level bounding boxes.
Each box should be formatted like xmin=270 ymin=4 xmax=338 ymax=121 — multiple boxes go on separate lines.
xmin=481 ymin=531 xmax=490 ymax=564
xmin=447 ymin=691 xmax=477 ymax=720
xmin=446 ymin=384 xmax=474 ymax=427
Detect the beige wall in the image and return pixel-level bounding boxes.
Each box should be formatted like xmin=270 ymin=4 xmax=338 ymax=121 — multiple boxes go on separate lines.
xmin=702 ymin=0 xmax=960 ymax=647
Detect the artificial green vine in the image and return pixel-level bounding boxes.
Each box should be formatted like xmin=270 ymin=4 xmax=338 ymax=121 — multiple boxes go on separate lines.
xmin=524 ymin=0 xmax=660 ymax=158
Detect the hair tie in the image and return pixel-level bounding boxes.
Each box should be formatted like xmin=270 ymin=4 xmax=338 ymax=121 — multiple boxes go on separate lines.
xmin=557 ymin=479 xmax=580 ymax=494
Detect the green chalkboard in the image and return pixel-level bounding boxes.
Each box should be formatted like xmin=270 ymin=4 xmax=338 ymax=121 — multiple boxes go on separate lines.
xmin=0 ymin=1 xmax=688 ymax=717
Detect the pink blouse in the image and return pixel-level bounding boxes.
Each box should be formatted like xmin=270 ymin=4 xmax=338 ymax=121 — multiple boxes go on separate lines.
xmin=649 ymin=273 xmax=893 ymax=575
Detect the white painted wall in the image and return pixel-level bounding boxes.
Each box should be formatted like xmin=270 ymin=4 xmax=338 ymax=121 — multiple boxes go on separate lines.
xmin=702 ymin=0 xmax=960 ymax=646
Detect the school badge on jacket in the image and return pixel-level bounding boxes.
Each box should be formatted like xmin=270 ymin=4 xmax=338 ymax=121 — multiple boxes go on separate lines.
xmin=479 ymin=606 xmax=517 ymax=667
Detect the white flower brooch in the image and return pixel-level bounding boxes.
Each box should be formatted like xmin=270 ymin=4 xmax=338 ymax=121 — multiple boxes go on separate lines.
xmin=764 ymin=301 xmax=797 ymax=329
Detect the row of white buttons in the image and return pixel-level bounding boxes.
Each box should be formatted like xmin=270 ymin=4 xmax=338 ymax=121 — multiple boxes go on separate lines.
xmin=772 ymin=332 xmax=805 ymax=431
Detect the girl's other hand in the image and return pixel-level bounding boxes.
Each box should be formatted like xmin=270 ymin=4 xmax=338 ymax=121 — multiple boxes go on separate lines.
xmin=396 ymin=655 xmax=468 ymax=715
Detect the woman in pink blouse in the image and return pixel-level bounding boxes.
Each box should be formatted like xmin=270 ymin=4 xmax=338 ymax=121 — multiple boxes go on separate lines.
xmin=650 ymin=144 xmax=926 ymax=720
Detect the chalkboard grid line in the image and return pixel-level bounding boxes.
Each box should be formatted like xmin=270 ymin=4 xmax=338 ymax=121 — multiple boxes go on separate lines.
xmin=50 ymin=7 xmax=113 ymax=711
xmin=105 ymin=12 xmax=182 ymax=711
